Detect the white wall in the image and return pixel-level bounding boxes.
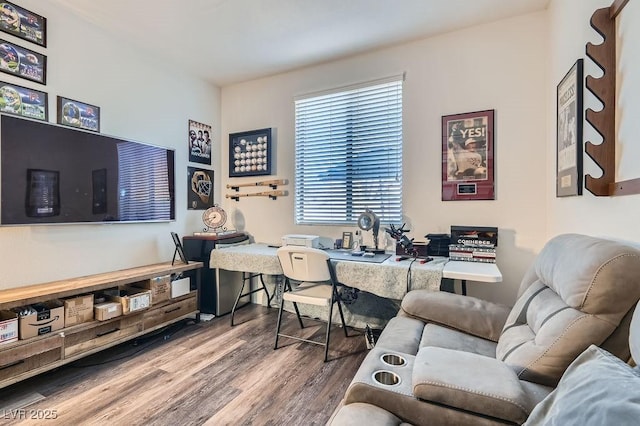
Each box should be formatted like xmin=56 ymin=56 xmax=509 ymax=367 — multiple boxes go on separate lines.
xmin=547 ymin=0 xmax=640 ymax=241
xmin=221 ymin=12 xmax=549 ymax=306
xmin=0 ymin=0 xmax=220 ymax=289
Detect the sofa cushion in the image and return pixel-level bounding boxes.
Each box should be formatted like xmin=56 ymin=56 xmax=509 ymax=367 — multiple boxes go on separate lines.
xmin=632 ymin=302 xmax=640 ymax=364
xmin=421 ymin=324 xmax=496 ymax=358
xmin=524 ymin=345 xmax=640 ymax=425
xmin=412 ymin=346 xmax=551 ymax=424
xmin=375 ymin=316 xmax=425 ymax=355
xmin=330 ymin=402 xmax=412 ymax=426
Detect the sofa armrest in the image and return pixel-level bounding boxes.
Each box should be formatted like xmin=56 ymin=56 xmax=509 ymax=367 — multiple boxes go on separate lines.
xmin=401 ymin=290 xmax=510 ymax=342
xmin=413 ymin=347 xmax=551 ymax=425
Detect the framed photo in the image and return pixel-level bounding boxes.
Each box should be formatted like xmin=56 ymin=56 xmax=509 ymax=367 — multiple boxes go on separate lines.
xmin=556 ymin=59 xmax=583 ymax=197
xmin=0 ymin=2 xmax=46 ymax=47
xmin=442 ymin=110 xmax=495 ymax=201
xmin=189 ymin=119 xmax=212 ymax=165
xmin=342 ymin=231 xmax=353 ymax=249
xmin=187 ymin=166 xmax=214 ymax=210
xmin=170 ymin=232 xmax=188 ymax=265
xmin=0 ymin=38 xmax=46 ymax=84
xmin=229 ymin=128 xmax=272 ymax=177
xmin=0 ymin=80 xmax=47 ymax=120
xmin=57 ymin=96 xmax=100 ymax=132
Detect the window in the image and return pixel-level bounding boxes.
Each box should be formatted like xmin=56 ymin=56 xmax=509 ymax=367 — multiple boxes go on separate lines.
xmin=294 ymin=76 xmax=403 ymax=225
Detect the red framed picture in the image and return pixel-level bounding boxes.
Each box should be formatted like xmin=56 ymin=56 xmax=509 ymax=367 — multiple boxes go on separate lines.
xmin=442 ymin=110 xmax=495 ymax=201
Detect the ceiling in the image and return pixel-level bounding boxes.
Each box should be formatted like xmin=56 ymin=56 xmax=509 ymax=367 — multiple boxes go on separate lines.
xmin=51 ymin=0 xmax=549 ymax=87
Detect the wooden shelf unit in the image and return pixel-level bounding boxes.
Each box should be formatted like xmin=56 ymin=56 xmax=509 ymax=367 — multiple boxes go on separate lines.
xmin=0 ymin=261 xmax=203 ymax=389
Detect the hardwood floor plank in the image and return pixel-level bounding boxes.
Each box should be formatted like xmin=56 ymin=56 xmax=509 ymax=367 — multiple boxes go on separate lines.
xmin=0 ymin=305 xmax=368 ymax=426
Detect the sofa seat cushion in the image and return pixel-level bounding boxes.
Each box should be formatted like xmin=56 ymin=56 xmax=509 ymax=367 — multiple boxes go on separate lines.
xmin=412 ymin=347 xmax=552 ymax=424
xmin=330 ymin=402 xmax=413 ymax=426
xmin=421 ymin=323 xmax=496 ymax=358
xmin=524 ymin=345 xmax=640 ymax=425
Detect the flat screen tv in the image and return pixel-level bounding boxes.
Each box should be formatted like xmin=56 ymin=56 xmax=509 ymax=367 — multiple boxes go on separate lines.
xmin=0 ymin=114 xmax=175 ymax=225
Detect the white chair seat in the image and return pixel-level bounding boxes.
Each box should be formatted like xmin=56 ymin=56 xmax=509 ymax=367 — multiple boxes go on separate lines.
xmin=283 ymin=283 xmax=332 ymax=306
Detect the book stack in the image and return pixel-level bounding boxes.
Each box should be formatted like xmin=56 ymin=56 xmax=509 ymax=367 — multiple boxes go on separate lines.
xmin=448 ymin=226 xmax=498 ymax=263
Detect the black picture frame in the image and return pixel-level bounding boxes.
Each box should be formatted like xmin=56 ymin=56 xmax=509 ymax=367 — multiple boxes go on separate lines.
xmin=0 ymin=1 xmax=46 ymax=47
xmin=170 ymin=232 xmax=188 ymax=265
xmin=0 ymin=38 xmax=46 ymax=84
xmin=556 ymin=59 xmax=584 ymax=197
xmin=57 ymin=96 xmax=100 ymax=132
xmin=442 ymin=110 xmax=495 ymax=201
xmin=187 ymin=166 xmax=214 ymax=210
xmin=229 ymin=128 xmax=272 ymax=177
xmin=188 ymin=119 xmax=212 ymax=165
xmin=342 ymin=231 xmax=353 ymax=249
xmin=0 ymin=80 xmax=47 ymax=120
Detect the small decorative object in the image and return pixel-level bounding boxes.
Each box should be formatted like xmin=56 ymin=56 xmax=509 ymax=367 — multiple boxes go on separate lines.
xmin=0 ymin=38 xmax=46 ymax=84
xmin=357 ymin=209 xmax=383 ymax=253
xmin=56 ymin=96 xmax=100 ymax=132
xmin=187 ymin=167 xmax=214 ymax=210
xmin=0 ymin=1 xmax=46 ymax=47
xmin=229 ymin=128 xmax=272 ymax=177
xmin=342 ymin=231 xmax=353 ymax=249
xmin=442 ymin=110 xmax=495 ymax=201
xmin=188 ymin=119 xmax=212 ymax=165
xmin=0 ymin=80 xmax=47 ymax=120
xmin=226 ymin=189 xmax=285 ymax=201
xmin=556 ymin=59 xmax=584 ymax=197
xmin=202 ymin=205 xmax=227 ymax=233
xmin=170 ymin=232 xmax=188 ymax=265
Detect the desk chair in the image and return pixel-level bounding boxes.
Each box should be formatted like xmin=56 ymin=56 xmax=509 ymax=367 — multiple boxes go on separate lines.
xmin=275 ymin=246 xmax=349 ymax=361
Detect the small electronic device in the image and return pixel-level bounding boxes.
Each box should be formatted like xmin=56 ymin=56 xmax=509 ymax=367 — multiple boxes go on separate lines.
xmin=282 ymin=234 xmax=320 ymax=248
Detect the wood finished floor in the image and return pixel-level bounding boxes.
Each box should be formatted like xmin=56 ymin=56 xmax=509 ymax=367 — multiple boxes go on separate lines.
xmin=0 ymin=304 xmax=368 ymax=426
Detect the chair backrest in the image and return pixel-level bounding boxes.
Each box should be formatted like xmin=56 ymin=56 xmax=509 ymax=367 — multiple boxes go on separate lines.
xmin=277 ymin=246 xmax=332 ymax=282
xmin=497 ymin=233 xmax=640 ymax=386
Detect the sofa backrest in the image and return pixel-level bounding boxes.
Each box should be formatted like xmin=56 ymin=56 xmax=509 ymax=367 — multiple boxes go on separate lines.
xmin=497 ymin=233 xmax=640 ymax=386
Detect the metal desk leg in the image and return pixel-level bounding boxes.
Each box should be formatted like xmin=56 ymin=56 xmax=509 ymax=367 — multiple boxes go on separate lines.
xmin=230 ymin=272 xmax=274 ymax=326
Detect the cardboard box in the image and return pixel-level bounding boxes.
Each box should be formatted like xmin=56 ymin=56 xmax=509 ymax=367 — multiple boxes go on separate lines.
xmin=106 ymin=287 xmax=151 ymax=314
xmin=94 ymin=302 xmax=123 ymax=321
xmin=15 ymin=300 xmax=64 ymax=339
xmin=0 ymin=310 xmax=18 ymax=345
xmin=132 ymin=275 xmax=171 ymax=304
xmin=171 ymin=277 xmax=191 ymax=298
xmin=64 ymin=293 xmax=94 ymax=327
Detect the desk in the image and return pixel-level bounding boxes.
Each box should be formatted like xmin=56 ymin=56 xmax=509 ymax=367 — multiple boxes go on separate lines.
xmin=209 ymin=243 xmax=502 ymax=329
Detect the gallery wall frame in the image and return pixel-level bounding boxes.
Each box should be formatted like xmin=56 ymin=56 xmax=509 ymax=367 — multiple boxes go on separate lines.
xmin=556 ymin=59 xmax=584 ymax=197
xmin=188 ymin=119 xmax=212 ymax=165
xmin=0 ymin=1 xmax=47 ymax=47
xmin=229 ymin=128 xmax=272 ymax=177
xmin=0 ymin=38 xmax=46 ymax=84
xmin=188 ymin=166 xmax=214 ymax=210
xmin=57 ymin=96 xmax=100 ymax=132
xmin=0 ymin=80 xmax=47 ymax=120
xmin=441 ymin=109 xmax=495 ymax=201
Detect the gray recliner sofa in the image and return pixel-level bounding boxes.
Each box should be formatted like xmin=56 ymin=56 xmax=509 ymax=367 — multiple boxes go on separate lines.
xmin=329 ymin=233 xmax=640 ymax=425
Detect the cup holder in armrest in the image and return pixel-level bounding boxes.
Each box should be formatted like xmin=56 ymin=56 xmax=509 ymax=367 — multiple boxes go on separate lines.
xmin=373 ymin=370 xmax=401 ymax=386
xmin=381 ymin=353 xmax=407 ymax=367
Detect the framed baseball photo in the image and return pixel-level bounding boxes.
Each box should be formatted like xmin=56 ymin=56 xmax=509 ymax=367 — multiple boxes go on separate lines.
xmin=556 ymin=59 xmax=583 ymax=197
xmin=442 ymin=110 xmax=495 ymax=201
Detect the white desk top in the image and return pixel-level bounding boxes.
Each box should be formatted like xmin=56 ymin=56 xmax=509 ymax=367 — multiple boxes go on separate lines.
xmin=442 ymin=260 xmax=502 ymax=283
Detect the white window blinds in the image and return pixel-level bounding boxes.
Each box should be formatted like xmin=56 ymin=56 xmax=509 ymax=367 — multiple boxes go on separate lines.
xmin=294 ymin=77 xmax=403 ymax=225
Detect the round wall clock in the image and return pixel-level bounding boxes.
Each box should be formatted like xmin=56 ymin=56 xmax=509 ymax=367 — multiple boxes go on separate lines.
xmin=202 ymin=205 xmax=227 ymax=232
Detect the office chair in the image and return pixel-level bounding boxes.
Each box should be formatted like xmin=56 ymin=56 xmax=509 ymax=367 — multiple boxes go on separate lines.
xmin=275 ymin=246 xmax=349 ymax=361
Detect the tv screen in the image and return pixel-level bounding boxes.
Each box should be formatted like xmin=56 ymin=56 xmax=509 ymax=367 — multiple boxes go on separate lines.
xmin=0 ymin=114 xmax=175 ymax=225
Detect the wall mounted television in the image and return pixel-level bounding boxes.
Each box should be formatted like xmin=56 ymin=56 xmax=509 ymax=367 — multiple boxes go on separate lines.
xmin=0 ymin=114 xmax=175 ymax=225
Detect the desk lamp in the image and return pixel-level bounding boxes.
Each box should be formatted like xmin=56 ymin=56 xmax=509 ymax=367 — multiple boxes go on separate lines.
xmin=357 ymin=209 xmax=384 ymax=253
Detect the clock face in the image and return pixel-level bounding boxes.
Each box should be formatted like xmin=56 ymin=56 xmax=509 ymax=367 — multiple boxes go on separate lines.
xmin=203 ymin=206 xmax=227 ymax=229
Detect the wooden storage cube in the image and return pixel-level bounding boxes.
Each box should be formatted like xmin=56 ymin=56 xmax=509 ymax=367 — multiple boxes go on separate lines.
xmin=131 ymin=275 xmax=171 ymax=305
xmin=0 ymin=334 xmax=63 ymax=382
xmin=143 ymin=296 xmax=197 ymax=330
xmin=0 ymin=310 xmax=18 ymax=345
xmin=63 ymin=293 xmax=94 ymax=327
xmin=64 ymin=314 xmax=143 ymax=358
